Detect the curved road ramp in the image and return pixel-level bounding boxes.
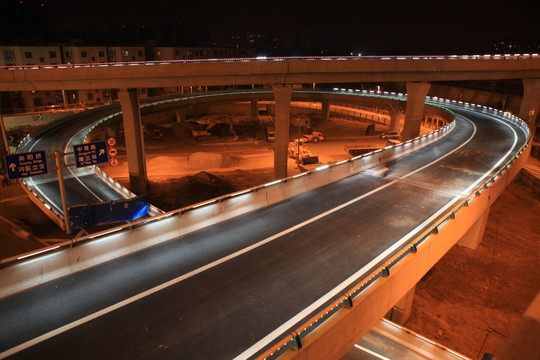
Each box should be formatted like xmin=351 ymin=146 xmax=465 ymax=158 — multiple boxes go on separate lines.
xmin=0 ymin=95 xmax=531 ymax=360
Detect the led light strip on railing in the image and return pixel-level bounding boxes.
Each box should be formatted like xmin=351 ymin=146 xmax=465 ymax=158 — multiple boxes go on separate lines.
xmin=2 ymin=53 xmax=539 ymax=71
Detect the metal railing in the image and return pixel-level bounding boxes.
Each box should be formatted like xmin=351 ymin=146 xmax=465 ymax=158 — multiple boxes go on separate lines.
xmin=1 ymin=53 xmax=539 ymax=71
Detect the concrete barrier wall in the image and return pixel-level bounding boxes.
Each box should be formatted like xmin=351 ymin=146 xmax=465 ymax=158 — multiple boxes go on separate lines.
xmin=0 ymin=116 xmax=455 ymax=299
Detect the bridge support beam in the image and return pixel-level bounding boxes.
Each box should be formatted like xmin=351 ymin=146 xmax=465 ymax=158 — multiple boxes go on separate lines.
xmin=321 ymin=99 xmax=330 ymax=122
xmin=118 ymin=88 xmax=148 ymax=194
xmin=403 ymin=82 xmax=431 ymax=141
xmin=495 ymin=291 xmax=540 ymax=360
xmin=251 ymin=100 xmax=258 ymax=121
xmin=272 ymin=85 xmax=293 ymax=180
xmin=385 ymin=285 xmax=416 ymax=324
xmin=389 ymin=109 xmax=402 ymax=132
xmin=519 ymin=78 xmax=540 ymax=131
xmin=175 ymin=108 xmax=186 ymax=123
xmin=457 ymin=207 xmax=490 ymax=250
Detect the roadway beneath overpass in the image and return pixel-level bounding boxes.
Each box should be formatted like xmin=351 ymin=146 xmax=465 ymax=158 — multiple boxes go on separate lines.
xmin=0 ymin=105 xmax=528 ymax=359
xmin=11 ymin=89 xmax=450 ymax=233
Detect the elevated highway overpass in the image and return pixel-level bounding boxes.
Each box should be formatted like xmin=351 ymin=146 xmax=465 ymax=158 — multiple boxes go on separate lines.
xmin=1 ymin=54 xmax=540 ymax=90
xmin=0 ymin=56 xmax=537 ymax=359
xmin=0 ymin=96 xmax=531 ymax=359
xmin=3 ymin=54 xmax=539 ymax=187
xmin=1 ymin=55 xmax=540 ymax=190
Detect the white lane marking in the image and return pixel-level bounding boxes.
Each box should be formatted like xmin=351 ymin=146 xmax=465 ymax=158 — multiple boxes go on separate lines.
xmin=455 ymin=110 xmax=518 ymax=197
xmin=354 ymin=344 xmax=391 ymax=360
xmin=26 ymin=125 xmax=105 ymax=206
xmin=1 ymin=115 xmax=481 ymax=359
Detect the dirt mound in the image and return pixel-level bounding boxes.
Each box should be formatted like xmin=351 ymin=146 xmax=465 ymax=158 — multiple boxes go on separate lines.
xmin=147 ymin=171 xmax=236 ymax=210
xmin=187 ymin=152 xmax=239 ymax=169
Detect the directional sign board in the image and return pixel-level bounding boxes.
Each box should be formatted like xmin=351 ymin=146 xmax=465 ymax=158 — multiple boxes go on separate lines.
xmin=73 ymin=140 xmax=109 ymax=168
xmin=4 ymin=151 xmax=48 ymax=179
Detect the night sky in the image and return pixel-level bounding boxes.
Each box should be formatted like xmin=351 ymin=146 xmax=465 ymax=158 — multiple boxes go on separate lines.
xmin=11 ymin=0 xmax=540 ymax=54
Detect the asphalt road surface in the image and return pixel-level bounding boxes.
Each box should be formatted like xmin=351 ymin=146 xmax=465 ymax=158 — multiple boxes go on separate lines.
xmin=19 ymin=106 xmax=129 ymax=213
xmin=0 ymin=105 xmax=528 ymax=359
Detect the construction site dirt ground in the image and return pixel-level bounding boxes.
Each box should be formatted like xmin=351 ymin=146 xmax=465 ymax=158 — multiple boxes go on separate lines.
xmin=404 ymin=174 xmax=540 ymax=359
xmin=0 ymin=117 xmax=538 ymax=359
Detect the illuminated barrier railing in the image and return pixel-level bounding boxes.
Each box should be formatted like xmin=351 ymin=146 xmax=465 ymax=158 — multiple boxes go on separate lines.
xmin=18 ymin=178 xmax=64 ymax=227
xmin=255 ymin=108 xmax=531 ymax=360
xmin=0 ymin=95 xmax=456 ymax=298
xmin=92 ymin=165 xmax=162 ymax=216
xmin=289 ymin=101 xmax=391 ymax=125
xmin=1 ymin=53 xmax=539 ymax=71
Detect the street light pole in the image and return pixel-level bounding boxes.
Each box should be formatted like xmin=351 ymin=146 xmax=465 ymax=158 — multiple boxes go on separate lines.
xmin=55 ymin=151 xmax=71 ymax=234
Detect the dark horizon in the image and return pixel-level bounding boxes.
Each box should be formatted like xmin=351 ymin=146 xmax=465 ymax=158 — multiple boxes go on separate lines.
xmin=2 ymin=0 xmax=540 ymax=55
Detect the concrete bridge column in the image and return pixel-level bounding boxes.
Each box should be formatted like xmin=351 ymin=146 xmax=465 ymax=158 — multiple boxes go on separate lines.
xmin=389 ymin=109 xmax=402 ymax=132
xmin=118 ymin=88 xmax=147 ymax=194
xmin=251 ymin=100 xmax=258 ymax=122
xmin=175 ymin=108 xmax=186 ymax=123
xmin=519 ymin=78 xmax=540 ymax=130
xmin=403 ymin=82 xmax=431 ymax=141
xmin=457 ymin=207 xmax=490 ymax=249
xmin=272 ymin=85 xmax=293 ymax=180
xmin=495 ymin=291 xmax=540 ymax=360
xmin=321 ymin=99 xmax=330 ymax=122
xmin=385 ymin=286 xmax=416 ymax=324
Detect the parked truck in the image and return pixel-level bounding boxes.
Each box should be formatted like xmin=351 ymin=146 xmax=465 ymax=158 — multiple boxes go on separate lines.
xmin=344 ymin=144 xmax=381 ymax=156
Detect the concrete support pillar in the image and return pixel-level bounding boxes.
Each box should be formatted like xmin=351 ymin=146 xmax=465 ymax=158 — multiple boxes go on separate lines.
xmin=385 ymin=286 xmax=416 ymax=324
xmin=272 ymin=85 xmax=293 ymax=180
xmin=175 ymin=108 xmax=186 ymax=123
xmin=495 ymin=291 xmax=540 ymax=360
xmin=519 ymin=78 xmax=540 ymax=130
xmin=251 ymin=100 xmax=258 ymax=122
xmin=389 ymin=109 xmax=401 ymax=132
xmin=321 ymin=99 xmax=330 ymax=122
xmin=118 ymin=88 xmax=147 ymax=194
xmin=403 ymin=82 xmax=431 ymax=141
xmin=458 ymin=207 xmax=490 ymax=249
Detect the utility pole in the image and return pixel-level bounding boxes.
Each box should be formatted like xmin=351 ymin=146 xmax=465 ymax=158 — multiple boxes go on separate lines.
xmin=55 ymin=151 xmax=71 ymax=234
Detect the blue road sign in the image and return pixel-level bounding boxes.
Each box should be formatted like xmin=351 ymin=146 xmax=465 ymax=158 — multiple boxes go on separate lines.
xmin=73 ymin=140 xmax=109 ymax=168
xmin=4 ymin=151 xmax=48 ymax=179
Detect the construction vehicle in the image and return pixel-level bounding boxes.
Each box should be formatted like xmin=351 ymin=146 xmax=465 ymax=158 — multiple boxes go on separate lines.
xmin=301 ymin=130 xmax=325 ymax=143
xmin=380 ymin=130 xmax=401 ymax=140
xmin=191 ymin=117 xmax=236 ymax=138
xmin=344 ymin=144 xmax=381 ymax=156
xmin=288 ymin=139 xmax=319 ymax=165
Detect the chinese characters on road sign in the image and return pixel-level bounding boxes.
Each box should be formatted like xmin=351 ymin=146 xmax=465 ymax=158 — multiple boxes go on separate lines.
xmin=73 ymin=141 xmax=109 ymax=168
xmin=4 ymin=151 xmax=48 ymax=179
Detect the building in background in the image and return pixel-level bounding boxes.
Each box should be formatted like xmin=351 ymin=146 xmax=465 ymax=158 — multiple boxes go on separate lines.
xmin=0 ymin=44 xmax=255 ymax=114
